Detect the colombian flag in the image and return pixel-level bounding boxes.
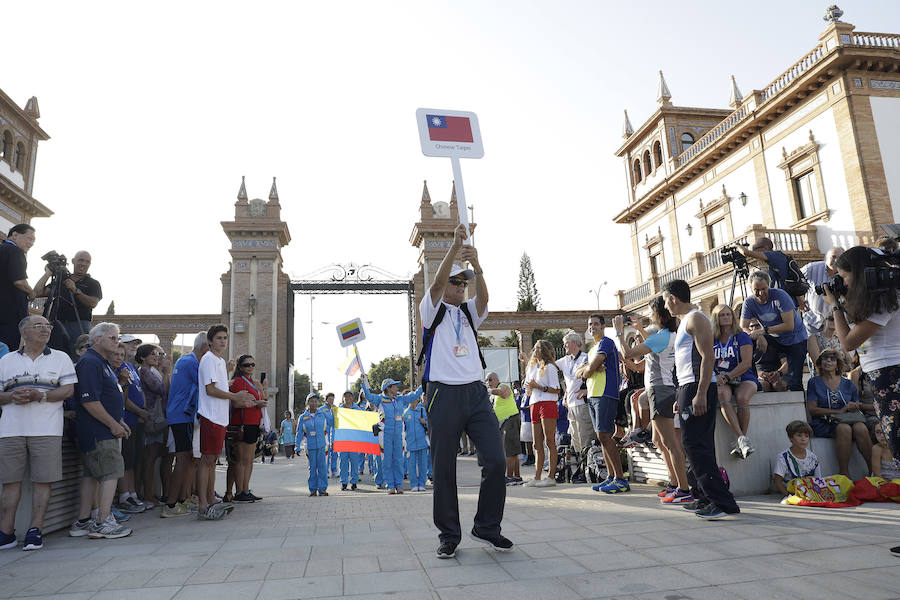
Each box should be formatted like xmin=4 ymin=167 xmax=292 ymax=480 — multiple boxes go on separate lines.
xmin=339 ymin=322 xmax=361 ymax=341
xmin=333 ymin=407 xmax=381 ymax=455
xmin=338 ymin=352 xmax=361 ymax=377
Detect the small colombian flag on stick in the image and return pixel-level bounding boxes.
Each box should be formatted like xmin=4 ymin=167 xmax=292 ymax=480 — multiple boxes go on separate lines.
xmin=339 ymin=322 xmax=361 ymax=341
xmin=333 ymin=408 xmax=381 ymax=455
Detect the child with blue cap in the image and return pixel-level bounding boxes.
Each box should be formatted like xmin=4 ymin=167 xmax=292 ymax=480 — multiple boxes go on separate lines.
xmin=296 ymin=393 xmax=329 ymax=496
xmin=361 ymin=376 xmax=423 ymax=494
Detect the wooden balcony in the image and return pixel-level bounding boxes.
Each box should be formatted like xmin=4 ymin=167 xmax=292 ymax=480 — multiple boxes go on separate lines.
xmin=616 ymin=224 xmax=822 ymax=312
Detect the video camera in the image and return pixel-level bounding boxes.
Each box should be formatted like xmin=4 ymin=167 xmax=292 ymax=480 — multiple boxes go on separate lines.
xmin=41 ymin=250 xmax=70 ymax=277
xmin=720 ymin=242 xmax=749 ymax=270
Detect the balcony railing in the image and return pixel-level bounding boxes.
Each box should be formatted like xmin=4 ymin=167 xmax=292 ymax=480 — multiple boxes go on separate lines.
xmin=850 ymin=32 xmax=900 ymax=48
xmin=676 ymin=105 xmax=750 ymax=167
xmin=618 ymin=225 xmax=820 ymax=309
xmin=760 ymin=43 xmax=826 ymax=103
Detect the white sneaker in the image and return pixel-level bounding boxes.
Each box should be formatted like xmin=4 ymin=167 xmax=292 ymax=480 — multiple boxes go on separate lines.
xmin=737 ymin=435 xmax=753 ymax=459
xmin=522 ymin=479 xmax=537 ymax=487
xmin=88 ymin=515 xmax=132 ymax=539
xmin=535 ymin=478 xmax=557 ymax=487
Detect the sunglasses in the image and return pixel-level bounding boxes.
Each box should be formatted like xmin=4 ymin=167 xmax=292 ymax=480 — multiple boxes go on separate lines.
xmin=241 ymin=362 xmax=256 ymax=368
xmin=448 ymin=279 xmax=468 ymax=287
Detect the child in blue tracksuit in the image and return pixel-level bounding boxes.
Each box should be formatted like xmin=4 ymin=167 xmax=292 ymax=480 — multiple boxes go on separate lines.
xmin=361 ymin=377 xmax=423 ymax=494
xmin=337 ymin=391 xmax=362 ymax=490
xmin=296 ymin=393 xmax=329 ymax=496
xmin=403 ymin=397 xmax=429 ymax=491
xmin=317 ymin=398 xmax=336 ymax=478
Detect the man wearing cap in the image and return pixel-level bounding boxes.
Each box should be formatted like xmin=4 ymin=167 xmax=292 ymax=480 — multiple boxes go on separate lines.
xmin=420 ymin=223 xmax=511 ymax=559
xmin=360 ymin=377 xmax=423 ymax=494
xmin=296 ymin=392 xmax=330 ymax=496
xmin=321 ymin=392 xmax=339 ymax=478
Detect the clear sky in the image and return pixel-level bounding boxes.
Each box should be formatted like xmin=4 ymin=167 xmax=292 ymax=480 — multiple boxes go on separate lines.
xmin=3 ymin=0 xmax=896 ymax=392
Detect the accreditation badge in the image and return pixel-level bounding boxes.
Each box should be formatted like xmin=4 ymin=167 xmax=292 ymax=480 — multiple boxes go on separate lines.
xmin=454 ymin=345 xmax=469 ymax=357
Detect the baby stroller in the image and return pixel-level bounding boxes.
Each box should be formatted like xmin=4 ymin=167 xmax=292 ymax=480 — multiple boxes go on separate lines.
xmin=584 ymin=439 xmax=608 ymax=484
xmin=555 ymin=433 xmax=573 ymax=483
xmin=257 ymin=430 xmax=279 ymax=463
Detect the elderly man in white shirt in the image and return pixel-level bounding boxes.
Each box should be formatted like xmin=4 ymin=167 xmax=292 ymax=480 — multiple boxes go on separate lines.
xmin=0 ymin=315 xmax=77 ymax=551
xmin=555 ymin=330 xmax=592 ymax=457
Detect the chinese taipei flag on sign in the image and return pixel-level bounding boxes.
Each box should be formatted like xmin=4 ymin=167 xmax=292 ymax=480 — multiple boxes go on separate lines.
xmin=416 ymin=108 xmax=483 ymax=159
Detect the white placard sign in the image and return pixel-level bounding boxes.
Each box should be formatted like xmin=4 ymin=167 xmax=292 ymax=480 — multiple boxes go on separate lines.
xmin=416 ymin=108 xmax=484 ymax=159
xmin=336 ymin=318 xmax=366 ymax=348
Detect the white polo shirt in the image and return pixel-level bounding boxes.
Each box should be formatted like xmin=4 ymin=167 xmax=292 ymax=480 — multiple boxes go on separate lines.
xmin=197 ymin=351 xmax=230 ymax=426
xmin=555 ymin=352 xmax=588 ymax=407
xmin=0 ymin=347 xmax=77 ymax=437
xmin=420 ymin=295 xmax=487 ymax=385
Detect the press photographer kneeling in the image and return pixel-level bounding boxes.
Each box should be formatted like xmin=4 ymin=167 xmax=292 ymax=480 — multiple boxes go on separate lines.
xmin=821 ymin=244 xmax=900 ymax=554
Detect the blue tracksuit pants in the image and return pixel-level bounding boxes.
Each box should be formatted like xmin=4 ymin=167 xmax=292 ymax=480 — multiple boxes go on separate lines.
xmin=372 ymin=455 xmax=383 ymax=485
xmin=381 ymin=431 xmax=404 ymax=489
xmin=426 ymin=447 xmax=433 ymax=479
xmin=328 ymin=448 xmax=339 ymax=475
xmin=307 ymin=447 xmax=327 ymax=492
xmin=408 ymin=448 xmax=428 ymax=488
xmin=339 ymin=452 xmax=360 ymax=485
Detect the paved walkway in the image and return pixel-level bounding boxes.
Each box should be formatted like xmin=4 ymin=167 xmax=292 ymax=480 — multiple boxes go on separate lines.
xmin=2 ymin=455 xmax=899 ymax=600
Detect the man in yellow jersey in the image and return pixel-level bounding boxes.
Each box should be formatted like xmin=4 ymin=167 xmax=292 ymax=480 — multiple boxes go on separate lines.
xmin=576 ymin=315 xmax=627 ymax=494
xmin=486 ymin=372 xmax=521 ymax=485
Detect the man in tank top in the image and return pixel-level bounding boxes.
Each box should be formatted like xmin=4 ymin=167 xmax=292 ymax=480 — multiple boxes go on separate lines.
xmin=663 ymin=279 xmax=740 ymax=520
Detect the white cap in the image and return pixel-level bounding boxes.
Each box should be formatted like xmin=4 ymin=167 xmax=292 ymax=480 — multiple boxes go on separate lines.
xmin=449 ymin=264 xmax=475 ymax=280
xmin=119 ymin=334 xmax=142 ymax=343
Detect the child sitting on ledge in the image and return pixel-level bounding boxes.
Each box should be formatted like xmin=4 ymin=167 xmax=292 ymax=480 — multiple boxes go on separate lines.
xmin=773 ymin=420 xmax=822 ymax=499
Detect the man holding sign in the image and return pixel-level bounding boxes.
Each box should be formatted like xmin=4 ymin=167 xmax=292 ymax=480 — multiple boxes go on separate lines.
xmin=420 ymin=223 xmax=511 ymax=559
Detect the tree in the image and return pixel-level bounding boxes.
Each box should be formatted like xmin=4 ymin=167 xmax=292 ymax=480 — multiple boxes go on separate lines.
xmin=516 ymin=252 xmax=541 ymax=311
xmin=293 ymin=371 xmax=311 ymax=415
xmin=105 ymin=301 xmax=115 ymax=316
xmin=477 ymin=334 xmax=493 ymax=348
xmin=533 ymin=328 xmax=566 ymax=359
xmin=501 ymin=330 xmax=520 ymax=348
xmin=354 ymin=355 xmax=410 ymax=394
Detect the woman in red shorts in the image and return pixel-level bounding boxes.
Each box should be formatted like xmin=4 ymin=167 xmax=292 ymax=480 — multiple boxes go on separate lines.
xmin=228 ymin=354 xmax=268 ymax=502
xmin=523 ymin=340 xmax=561 ymax=488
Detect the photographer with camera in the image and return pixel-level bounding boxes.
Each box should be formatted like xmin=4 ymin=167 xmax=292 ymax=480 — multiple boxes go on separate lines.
xmin=734 ymin=237 xmax=802 ymax=294
xmin=34 ymin=251 xmax=102 ymax=356
xmin=802 ymin=247 xmax=844 ymax=333
xmin=739 ymin=271 xmax=808 ymax=392
xmin=0 ymin=224 xmax=37 ymax=351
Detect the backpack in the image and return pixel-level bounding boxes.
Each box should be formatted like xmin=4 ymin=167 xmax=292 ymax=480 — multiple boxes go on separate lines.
xmin=584 ymin=441 xmax=608 ymax=483
xmin=770 ymin=251 xmax=809 ymax=297
xmin=416 ymin=302 xmax=486 ymax=384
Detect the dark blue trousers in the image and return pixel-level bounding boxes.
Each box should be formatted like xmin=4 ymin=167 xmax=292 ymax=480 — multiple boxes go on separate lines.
xmin=677 ymin=382 xmax=739 ymax=513
xmin=426 ymin=381 xmax=506 ymax=546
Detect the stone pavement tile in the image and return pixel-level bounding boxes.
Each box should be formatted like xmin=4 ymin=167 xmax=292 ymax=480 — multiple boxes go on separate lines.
xmin=842 ymin=564 xmax=900 ymax=593
xmin=184 ymin=566 xmax=233 ymax=585
xmin=223 ymin=536 xmax=285 ymax=550
xmin=10 ymin=594 xmax=95 ymax=600
xmin=342 ymin=555 xmax=380 ymax=574
xmin=2 ymin=558 xmax=108 ymax=578
xmin=343 ymin=569 xmax=429 ymax=595
xmin=113 ymin=553 xmax=212 ymax=571
xmin=673 ymin=554 xmax=822 ymax=586
xmin=342 ymin=530 xmax=406 ymax=546
xmin=64 ymin=570 xmax=120 ymax=593
xmin=500 ymin=557 xmax=588 ymax=580
xmin=777 ymin=531 xmax=872 ymax=551
xmin=436 ymin=577 xmax=583 ymax=600
xmin=144 ymin=567 xmax=198 ymax=588
xmin=687 ymin=536 xmax=788 ymax=559
xmin=93 ymin=587 xmax=181 ymax=600
xmin=517 ymin=542 xmax=564 ymax=559
xmin=377 ymin=553 xmax=420 ymax=572
xmin=565 ymin=565 xmax=699 ymax=597
xmin=635 ymin=541 xmax=732 ymax=565
xmin=266 ymin=561 xmax=306 ymax=580
xmin=721 ymin=571 xmax=894 ymax=600
xmin=327 ymin=592 xmax=434 ymax=600
xmin=313 ymin=541 xmax=406 ymax=558
xmin=791 ymin=545 xmax=899 ymax=570
xmin=172 ymin=581 xmax=263 ymax=600
xmin=304 ymin=559 xmax=343 ymax=577
xmin=637 ymin=524 xmax=736 ymax=546
xmin=226 ymin=562 xmax=271 ymax=581
xmin=256 ymin=575 xmax=343 ymax=599
xmin=90 ymin=542 xmax=165 ymax=557
xmin=571 ymin=549 xmax=661 ymax=573
xmin=151 ymin=541 xmax=224 ymax=555
xmin=102 ymin=569 xmax=160 ymax=590
xmin=426 ymin=563 xmax=512 ymax=588
xmin=632 ymin=585 xmax=746 ymax=600
xmin=415 ymin=551 xmax=462 ymax=569
xmin=13 ymin=573 xmax=80 ymax=596
xmin=0 ymin=576 xmax=41 ymax=599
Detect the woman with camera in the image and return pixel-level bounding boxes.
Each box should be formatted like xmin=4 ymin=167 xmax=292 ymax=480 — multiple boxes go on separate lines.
xmin=823 ymin=246 xmax=900 ymax=479
xmin=806 ymin=349 xmax=872 ymax=477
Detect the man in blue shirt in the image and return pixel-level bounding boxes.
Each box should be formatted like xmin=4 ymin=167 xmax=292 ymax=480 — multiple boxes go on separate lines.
xmin=161 ymin=332 xmax=208 ymax=518
xmin=736 ymin=237 xmax=794 ymax=295
xmin=114 ymin=334 xmax=148 ymax=515
xmin=69 ymin=323 xmax=132 ymax=540
xmin=740 ymin=271 xmax=809 ymax=391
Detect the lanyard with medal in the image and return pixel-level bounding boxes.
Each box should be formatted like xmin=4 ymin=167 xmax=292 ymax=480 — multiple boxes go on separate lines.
xmin=452 ymin=306 xmax=469 ymax=357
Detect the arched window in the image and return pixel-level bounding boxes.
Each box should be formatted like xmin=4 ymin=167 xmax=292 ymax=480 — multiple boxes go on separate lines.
xmin=643 ymin=150 xmax=652 ymax=175
xmin=680 ymin=132 xmax=695 ymax=153
xmin=0 ymin=131 xmax=11 ymax=161
xmin=654 ymin=141 xmax=663 ymax=167
xmin=14 ymin=142 xmax=24 ymax=170
xmin=633 ymin=159 xmax=642 ymax=184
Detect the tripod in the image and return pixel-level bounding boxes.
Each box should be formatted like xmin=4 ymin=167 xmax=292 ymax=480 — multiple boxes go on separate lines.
xmin=728 ymin=264 xmax=750 ymax=307
xmin=42 ymin=267 xmax=84 ymax=356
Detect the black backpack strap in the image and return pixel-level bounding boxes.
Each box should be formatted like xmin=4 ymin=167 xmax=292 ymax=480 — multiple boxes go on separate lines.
xmin=416 ymin=303 xmax=447 ymax=368
xmin=459 ymin=303 xmax=487 ymax=369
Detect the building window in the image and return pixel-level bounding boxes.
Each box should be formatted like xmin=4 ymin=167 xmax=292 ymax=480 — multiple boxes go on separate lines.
xmin=649 ymin=250 xmax=665 ymax=275
xmin=0 ymin=131 xmax=10 ymax=162
xmin=14 ymin=143 xmax=24 ymax=170
xmin=680 ymin=132 xmax=694 ymax=153
xmin=794 ymin=171 xmax=820 ymax=219
xmin=777 ymin=131 xmax=829 ymax=227
xmin=708 ymin=218 xmax=728 ymax=250
xmin=653 ymin=141 xmax=663 ymax=168
xmin=643 ymin=150 xmax=652 ymax=175
xmin=633 ymin=159 xmax=642 ymax=184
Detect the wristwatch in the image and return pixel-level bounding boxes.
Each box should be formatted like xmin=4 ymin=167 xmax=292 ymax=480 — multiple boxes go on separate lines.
xmin=542 ymin=385 xmax=548 ymax=393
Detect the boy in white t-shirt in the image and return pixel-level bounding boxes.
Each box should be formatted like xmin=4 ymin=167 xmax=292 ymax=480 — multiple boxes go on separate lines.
xmin=773 ymin=420 xmax=822 ymax=498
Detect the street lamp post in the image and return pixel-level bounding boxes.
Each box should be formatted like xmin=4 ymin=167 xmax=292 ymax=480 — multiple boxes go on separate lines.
xmin=309 ymin=296 xmax=315 ymax=394
xmin=588 ymin=282 xmax=608 ymax=311
xmin=319 ymin=319 xmax=373 ymax=392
